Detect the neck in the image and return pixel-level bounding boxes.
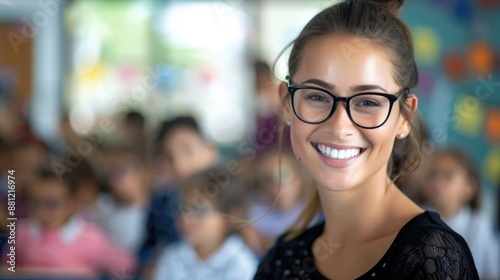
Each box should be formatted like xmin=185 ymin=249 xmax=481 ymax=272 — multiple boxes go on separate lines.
xmin=194 ymin=236 xmax=226 ymax=260
xmin=318 ymin=175 xmax=395 ymax=244
xmin=118 ymin=190 xmax=147 ymax=207
xmin=42 ymin=215 xmax=73 ymax=230
xmin=436 ymin=204 xmax=462 ymax=219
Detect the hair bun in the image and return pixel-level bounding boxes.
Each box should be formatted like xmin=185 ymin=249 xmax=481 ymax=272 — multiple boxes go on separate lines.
xmin=369 ymin=0 xmax=404 ymax=14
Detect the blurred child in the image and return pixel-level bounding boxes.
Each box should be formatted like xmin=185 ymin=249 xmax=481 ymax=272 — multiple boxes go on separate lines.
xmin=0 ymin=138 xmax=49 ymax=255
xmin=3 ymin=169 xmax=136 ymax=277
xmin=97 ymin=147 xmax=150 ymax=253
xmin=252 ymin=60 xmax=290 ymax=154
xmin=1 ymin=139 xmax=48 ymax=219
xmin=122 ymin=111 xmax=149 ymax=161
xmin=249 ymin=150 xmax=309 ymax=255
xmin=65 ymin=158 xmax=102 ymax=223
xmin=139 ymin=116 xmax=219 ymax=265
xmin=159 ymin=116 xmax=218 ymax=182
xmin=152 ymin=168 xmax=257 ymax=280
xmin=423 ymin=148 xmax=500 ymax=279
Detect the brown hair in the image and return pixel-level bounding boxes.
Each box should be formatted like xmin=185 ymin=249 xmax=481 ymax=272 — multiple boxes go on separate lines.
xmin=280 ymin=0 xmax=427 ymax=238
xmin=180 ymin=167 xmax=248 ymax=224
xmin=430 ymin=148 xmax=481 ymax=210
xmin=31 ymin=169 xmax=78 ymax=198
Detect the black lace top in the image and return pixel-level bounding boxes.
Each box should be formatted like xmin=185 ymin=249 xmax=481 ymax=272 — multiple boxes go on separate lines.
xmin=254 ymin=211 xmax=479 ymax=280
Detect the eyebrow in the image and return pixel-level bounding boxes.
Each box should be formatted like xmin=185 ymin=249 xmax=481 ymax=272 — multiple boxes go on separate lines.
xmin=301 ymin=78 xmax=335 ymax=90
xmin=300 ymin=78 xmax=388 ymax=93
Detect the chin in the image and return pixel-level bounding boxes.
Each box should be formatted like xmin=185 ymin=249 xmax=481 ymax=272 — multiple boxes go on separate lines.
xmin=297 ymin=164 xmax=345 ymax=192
xmin=320 ymin=183 xmax=353 ymax=192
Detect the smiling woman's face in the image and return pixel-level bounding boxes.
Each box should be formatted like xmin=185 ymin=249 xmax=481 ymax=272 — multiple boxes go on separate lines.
xmin=281 ymin=36 xmax=414 ymax=191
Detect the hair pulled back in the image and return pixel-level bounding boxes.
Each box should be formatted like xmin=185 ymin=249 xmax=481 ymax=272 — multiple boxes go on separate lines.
xmin=283 ymin=0 xmax=427 ymax=238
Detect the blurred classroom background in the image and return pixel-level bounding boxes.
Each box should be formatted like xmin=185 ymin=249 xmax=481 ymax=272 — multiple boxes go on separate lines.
xmin=0 ymin=0 xmax=499 ymax=279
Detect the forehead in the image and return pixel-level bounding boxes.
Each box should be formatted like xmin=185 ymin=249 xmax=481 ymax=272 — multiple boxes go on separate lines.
xmin=295 ymin=36 xmax=396 ymax=91
xmin=432 ymin=154 xmax=462 ymax=169
xmin=182 ymin=190 xmax=214 ymax=206
xmin=165 ymin=127 xmax=202 ymax=144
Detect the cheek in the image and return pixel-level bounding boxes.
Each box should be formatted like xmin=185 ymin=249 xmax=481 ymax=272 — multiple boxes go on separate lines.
xmin=450 ymin=178 xmax=470 ymax=195
xmin=290 ymin=123 xmax=315 ymax=159
xmin=198 ymin=215 xmax=226 ymax=236
xmin=364 ymin=115 xmax=400 ymax=153
xmin=361 ymin=127 xmax=393 ymax=156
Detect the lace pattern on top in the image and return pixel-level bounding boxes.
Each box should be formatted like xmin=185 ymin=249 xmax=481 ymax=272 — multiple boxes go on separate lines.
xmin=253 ymin=211 xmax=479 ymax=280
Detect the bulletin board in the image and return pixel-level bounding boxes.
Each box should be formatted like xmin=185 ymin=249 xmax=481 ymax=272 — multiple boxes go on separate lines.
xmin=0 ymin=23 xmax=32 ymax=103
xmin=401 ymin=0 xmax=500 ymax=192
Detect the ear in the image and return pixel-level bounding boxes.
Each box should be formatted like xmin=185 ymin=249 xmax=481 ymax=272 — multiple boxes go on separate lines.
xmin=397 ymin=93 xmax=418 ymax=138
xmin=279 ymin=82 xmax=292 ymax=124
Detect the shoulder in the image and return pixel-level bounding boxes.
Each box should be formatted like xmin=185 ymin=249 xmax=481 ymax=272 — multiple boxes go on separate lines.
xmin=220 ymin=236 xmax=258 ymax=279
xmin=96 ymin=193 xmax=115 ymax=214
xmin=160 ymin=240 xmax=185 ymax=255
xmin=266 ymin=221 xmax=323 ymax=259
xmin=75 ymin=220 xmax=110 ymax=243
xmin=148 ymin=188 xmax=180 ymax=211
xmin=254 ymin=222 xmax=324 ymax=279
xmin=226 ymin=235 xmax=258 ymax=261
xmin=156 ymin=241 xmax=188 ymax=265
xmin=14 ymin=219 xmax=32 ymax=241
xmin=469 ymin=210 xmax=496 ymax=231
xmin=152 ymin=241 xmax=187 ymax=280
xmin=225 ymin=236 xmax=258 ymax=271
xmin=397 ymin=211 xmax=473 ymax=249
xmin=388 ymin=211 xmax=479 ymax=279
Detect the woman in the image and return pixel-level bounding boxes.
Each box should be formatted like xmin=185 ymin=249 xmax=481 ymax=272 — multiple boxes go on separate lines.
xmin=254 ymin=0 xmax=479 ymax=279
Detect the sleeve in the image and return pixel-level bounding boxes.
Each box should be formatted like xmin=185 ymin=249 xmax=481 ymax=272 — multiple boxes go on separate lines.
xmin=477 ymin=216 xmax=500 ymax=279
xmin=138 ymin=191 xmax=181 ymax=265
xmin=392 ymin=226 xmax=480 ymax=280
xmin=230 ymin=248 xmax=258 ymax=280
xmin=151 ymin=246 xmax=179 ymax=280
xmin=137 ymin=202 xmax=158 ymax=264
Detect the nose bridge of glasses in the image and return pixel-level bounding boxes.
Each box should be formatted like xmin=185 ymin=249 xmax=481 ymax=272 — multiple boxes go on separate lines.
xmin=326 ymin=96 xmax=354 ymax=128
xmin=334 ymin=96 xmax=349 ymax=103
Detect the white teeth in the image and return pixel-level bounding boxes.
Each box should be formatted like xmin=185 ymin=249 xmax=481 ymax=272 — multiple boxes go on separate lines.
xmin=331 ymin=149 xmax=338 ymax=158
xmin=338 ymin=150 xmax=346 ymax=159
xmin=345 ymin=149 xmax=352 ymax=159
xmin=316 ymin=144 xmax=361 ymax=160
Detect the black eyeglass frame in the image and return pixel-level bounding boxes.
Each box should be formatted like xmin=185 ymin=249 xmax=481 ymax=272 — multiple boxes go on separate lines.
xmin=286 ymin=76 xmax=409 ymax=129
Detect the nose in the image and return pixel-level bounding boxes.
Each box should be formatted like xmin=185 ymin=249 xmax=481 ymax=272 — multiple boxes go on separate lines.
xmin=323 ymin=101 xmax=355 ymax=138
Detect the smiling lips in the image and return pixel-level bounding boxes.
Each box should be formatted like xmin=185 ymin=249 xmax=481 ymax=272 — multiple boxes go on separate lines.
xmin=316 ymin=144 xmax=362 ymax=160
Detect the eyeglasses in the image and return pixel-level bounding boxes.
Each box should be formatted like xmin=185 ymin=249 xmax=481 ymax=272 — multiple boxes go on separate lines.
xmin=178 ymin=202 xmax=214 ymax=218
xmin=427 ymin=169 xmax=457 ymax=182
xmin=287 ymin=77 xmax=409 ymax=129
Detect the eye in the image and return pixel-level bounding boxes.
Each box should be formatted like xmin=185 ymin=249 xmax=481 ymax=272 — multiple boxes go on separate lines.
xmin=307 ymin=94 xmax=329 ymax=103
xmin=352 ymin=94 xmax=387 ymax=108
xmin=195 ymin=205 xmax=210 ymax=215
xmin=357 ymin=99 xmax=381 ymax=107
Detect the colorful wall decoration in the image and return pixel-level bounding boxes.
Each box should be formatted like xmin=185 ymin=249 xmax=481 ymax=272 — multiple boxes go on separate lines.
xmin=402 ymin=0 xmax=500 ymax=192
